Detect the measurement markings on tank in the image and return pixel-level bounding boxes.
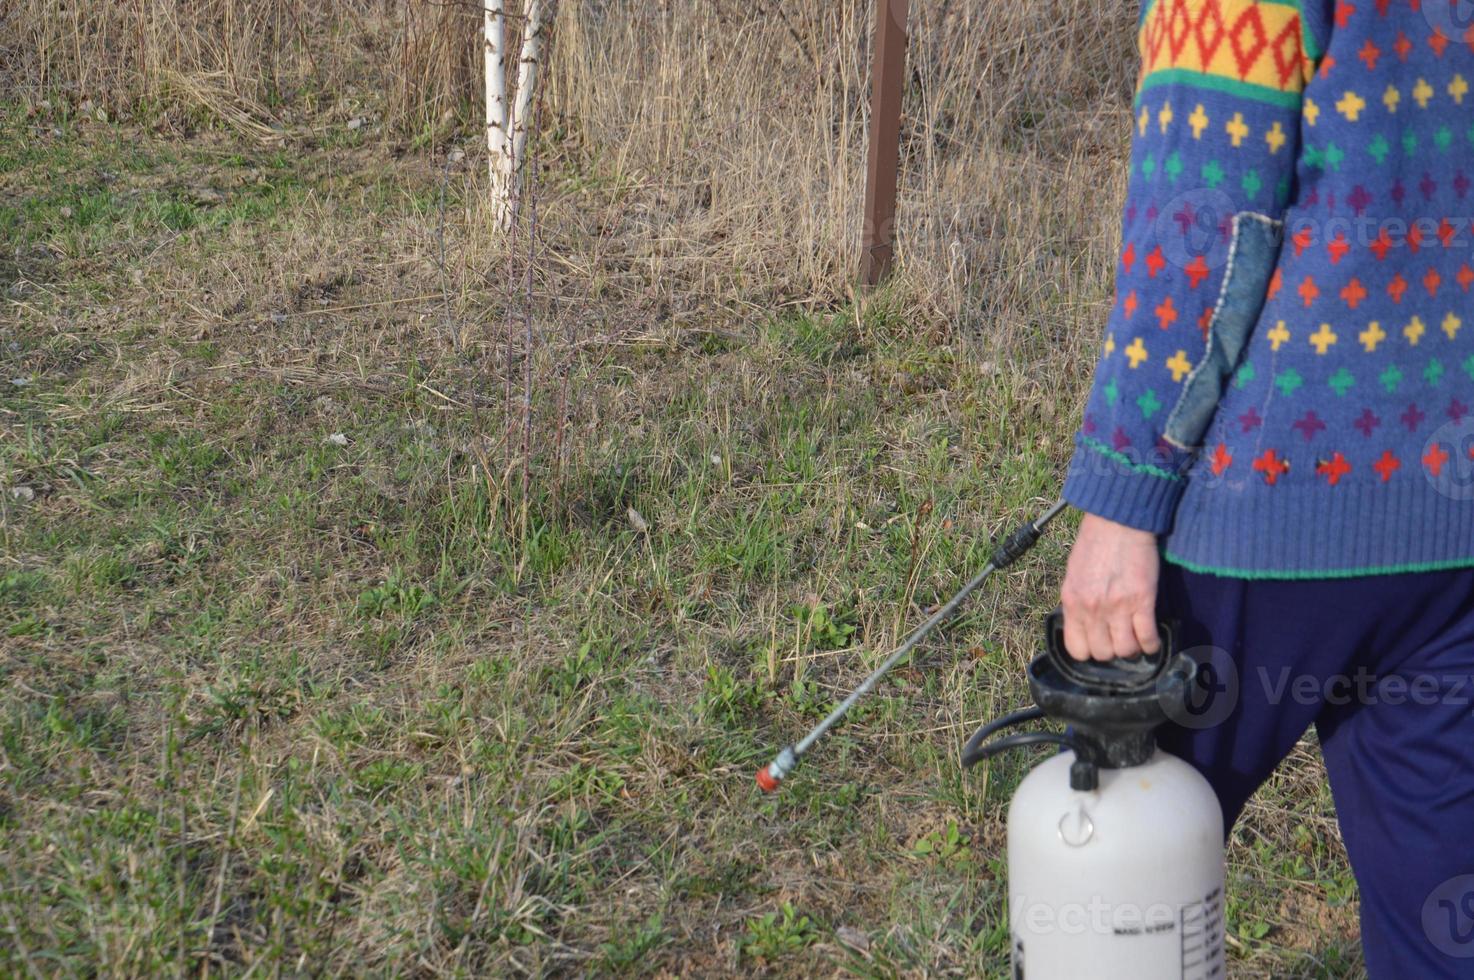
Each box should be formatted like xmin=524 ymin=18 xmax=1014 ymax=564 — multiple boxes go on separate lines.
xmin=1180 ymin=886 xmax=1225 ymax=979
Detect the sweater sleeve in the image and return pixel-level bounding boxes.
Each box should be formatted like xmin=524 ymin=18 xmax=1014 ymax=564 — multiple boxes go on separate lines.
xmin=1063 ymin=0 xmax=1330 ymax=533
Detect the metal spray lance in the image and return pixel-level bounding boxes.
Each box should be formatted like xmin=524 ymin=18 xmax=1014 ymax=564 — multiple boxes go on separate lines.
xmin=754 ymin=499 xmax=1069 ymax=792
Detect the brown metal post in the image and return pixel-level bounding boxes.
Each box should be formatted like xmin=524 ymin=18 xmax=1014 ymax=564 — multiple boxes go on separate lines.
xmin=859 ymin=0 xmax=910 ymax=287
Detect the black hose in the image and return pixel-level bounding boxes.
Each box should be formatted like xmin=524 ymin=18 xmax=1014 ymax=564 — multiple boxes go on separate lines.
xmin=959 ymin=705 xmax=1046 ymax=765
xmin=961 ymin=730 xmax=1081 ymax=769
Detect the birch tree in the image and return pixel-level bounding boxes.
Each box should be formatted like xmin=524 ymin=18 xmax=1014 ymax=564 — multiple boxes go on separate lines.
xmin=485 ymin=0 xmax=551 ymax=231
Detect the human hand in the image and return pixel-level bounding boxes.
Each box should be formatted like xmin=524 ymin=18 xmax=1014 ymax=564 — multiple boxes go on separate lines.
xmin=1059 ymin=513 xmax=1162 ymax=661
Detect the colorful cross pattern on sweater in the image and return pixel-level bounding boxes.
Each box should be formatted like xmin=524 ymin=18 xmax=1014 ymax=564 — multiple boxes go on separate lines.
xmin=1064 ymin=0 xmax=1474 ymax=577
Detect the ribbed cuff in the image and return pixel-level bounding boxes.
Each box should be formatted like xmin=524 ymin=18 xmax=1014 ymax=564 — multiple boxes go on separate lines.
xmin=1165 ymin=475 xmax=1474 ymax=578
xmin=1062 ymin=435 xmax=1186 ymax=535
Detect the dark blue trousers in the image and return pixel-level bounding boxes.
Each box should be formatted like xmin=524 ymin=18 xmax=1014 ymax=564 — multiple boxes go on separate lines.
xmin=1155 ymin=562 xmax=1474 ymax=978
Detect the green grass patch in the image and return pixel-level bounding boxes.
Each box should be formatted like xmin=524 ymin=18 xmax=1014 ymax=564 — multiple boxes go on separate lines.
xmin=0 ymin=110 xmax=1357 ymax=978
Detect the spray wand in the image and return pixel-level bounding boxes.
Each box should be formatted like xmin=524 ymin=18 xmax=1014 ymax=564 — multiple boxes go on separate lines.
xmin=755 ymin=498 xmax=1070 ymax=792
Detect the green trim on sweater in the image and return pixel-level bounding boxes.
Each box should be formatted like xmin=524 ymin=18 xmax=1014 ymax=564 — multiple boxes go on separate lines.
xmin=1163 ymin=551 xmax=1474 ymax=581
xmin=1079 ymin=435 xmax=1183 ymax=481
xmin=1134 ymin=70 xmax=1306 ymax=110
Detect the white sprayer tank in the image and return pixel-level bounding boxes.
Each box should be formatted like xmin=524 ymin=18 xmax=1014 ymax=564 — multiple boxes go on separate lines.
xmin=964 ymin=614 xmax=1227 ymax=979
xmin=1006 ymin=747 xmax=1225 ymax=979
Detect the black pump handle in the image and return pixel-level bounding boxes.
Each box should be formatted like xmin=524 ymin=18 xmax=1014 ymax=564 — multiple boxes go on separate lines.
xmin=1044 ymin=608 xmax=1177 ymax=695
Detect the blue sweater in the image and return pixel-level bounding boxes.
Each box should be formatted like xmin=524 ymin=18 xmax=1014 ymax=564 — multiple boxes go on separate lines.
xmin=1064 ymin=0 xmax=1474 ymax=578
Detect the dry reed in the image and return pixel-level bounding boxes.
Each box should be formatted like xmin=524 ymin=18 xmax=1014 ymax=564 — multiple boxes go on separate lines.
xmin=4 ymin=1 xmax=1136 ymax=324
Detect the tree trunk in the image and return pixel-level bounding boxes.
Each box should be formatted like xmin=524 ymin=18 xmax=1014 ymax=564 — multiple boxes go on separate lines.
xmin=484 ymin=0 xmax=512 ymax=228
xmin=510 ymin=0 xmax=549 ymax=173
xmin=484 ymin=0 xmax=552 ymax=232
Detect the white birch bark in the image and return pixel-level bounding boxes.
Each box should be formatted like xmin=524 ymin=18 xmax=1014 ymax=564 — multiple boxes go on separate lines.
xmin=484 ymin=0 xmax=512 ymax=228
xmin=485 ymin=0 xmax=552 ymax=232
xmin=509 ymin=0 xmax=549 ymax=173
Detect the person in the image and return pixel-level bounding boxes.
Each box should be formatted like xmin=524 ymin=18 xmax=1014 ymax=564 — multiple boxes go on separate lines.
xmin=1058 ymin=0 xmax=1474 ymax=974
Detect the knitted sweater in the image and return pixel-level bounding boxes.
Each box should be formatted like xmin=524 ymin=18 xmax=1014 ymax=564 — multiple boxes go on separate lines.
xmin=1064 ymin=0 xmax=1474 ymax=578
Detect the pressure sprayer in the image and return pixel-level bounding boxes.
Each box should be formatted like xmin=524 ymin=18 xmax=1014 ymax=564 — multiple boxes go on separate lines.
xmin=755 ymin=501 xmax=1226 ymax=980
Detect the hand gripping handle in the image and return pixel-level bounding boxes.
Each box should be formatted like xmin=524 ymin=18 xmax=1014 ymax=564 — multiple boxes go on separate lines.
xmin=1043 ymin=608 xmax=1177 ymax=695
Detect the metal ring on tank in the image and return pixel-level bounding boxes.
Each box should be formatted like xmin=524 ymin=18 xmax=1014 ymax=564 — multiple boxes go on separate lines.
xmin=1057 ymin=806 xmax=1095 ymax=847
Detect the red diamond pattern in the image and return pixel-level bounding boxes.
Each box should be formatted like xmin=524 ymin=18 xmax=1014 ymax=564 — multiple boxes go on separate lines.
xmin=1229 ymin=6 xmax=1270 ymax=78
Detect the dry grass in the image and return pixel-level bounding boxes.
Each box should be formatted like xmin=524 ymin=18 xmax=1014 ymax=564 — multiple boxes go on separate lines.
xmin=540 ymin=2 xmax=1135 ymax=326
xmin=6 ymin=0 xmax=330 ymax=126
xmin=4 ymin=0 xmax=1131 ymax=319
xmin=1 ymin=1 xmax=1361 ymax=976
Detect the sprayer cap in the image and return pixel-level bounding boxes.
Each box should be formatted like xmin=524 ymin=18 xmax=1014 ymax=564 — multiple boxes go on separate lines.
xmin=755 ymin=766 xmax=780 ymax=793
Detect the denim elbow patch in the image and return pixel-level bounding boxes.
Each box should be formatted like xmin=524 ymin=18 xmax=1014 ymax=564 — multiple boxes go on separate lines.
xmin=1163 ymin=212 xmax=1283 ymax=451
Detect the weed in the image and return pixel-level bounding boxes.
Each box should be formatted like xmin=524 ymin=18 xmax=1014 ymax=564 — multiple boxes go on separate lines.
xmin=699 ymin=665 xmax=763 ymax=727
xmin=356 ymin=570 xmax=436 ymax=619
xmin=911 ymin=821 xmax=973 ymax=867
xmin=794 ymin=601 xmax=857 ymax=652
xmin=598 ymin=912 xmax=667 ymax=972
xmin=741 ymin=903 xmax=819 ymax=962
xmin=0 ymin=571 xmax=47 ymax=608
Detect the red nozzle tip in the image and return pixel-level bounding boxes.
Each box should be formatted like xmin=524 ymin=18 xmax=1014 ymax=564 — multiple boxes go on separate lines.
xmin=755 ymin=765 xmax=780 ymax=793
